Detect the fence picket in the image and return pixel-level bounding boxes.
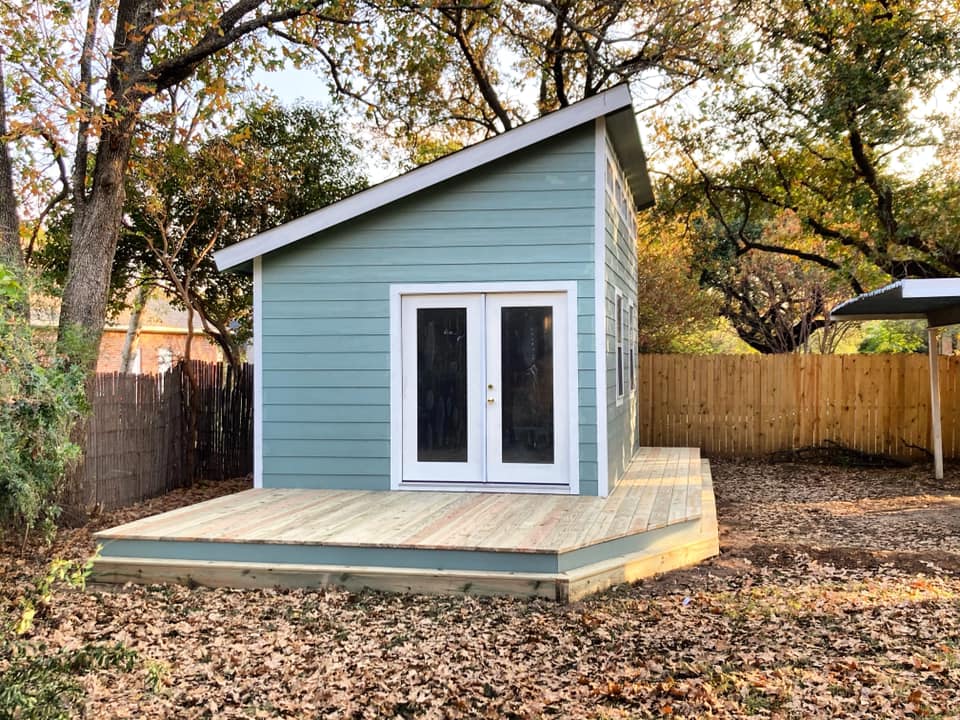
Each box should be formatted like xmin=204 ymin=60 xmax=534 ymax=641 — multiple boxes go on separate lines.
xmin=638 ymin=354 xmax=960 ymax=460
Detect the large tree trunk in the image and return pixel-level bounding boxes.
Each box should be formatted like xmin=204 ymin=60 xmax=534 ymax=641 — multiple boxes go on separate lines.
xmin=119 ymin=283 xmax=150 ymax=372
xmin=0 ymin=54 xmax=24 ymax=290
xmin=57 ymin=118 xmax=138 ymax=366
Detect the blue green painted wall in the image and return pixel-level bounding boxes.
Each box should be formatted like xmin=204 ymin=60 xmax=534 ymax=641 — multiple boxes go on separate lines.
xmin=603 ymin=132 xmax=640 ymax=488
xmin=260 ymin=124 xmax=602 ymax=494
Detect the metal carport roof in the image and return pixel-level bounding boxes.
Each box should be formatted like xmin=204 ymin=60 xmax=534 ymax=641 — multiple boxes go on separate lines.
xmin=831 ymin=278 xmax=960 ymax=327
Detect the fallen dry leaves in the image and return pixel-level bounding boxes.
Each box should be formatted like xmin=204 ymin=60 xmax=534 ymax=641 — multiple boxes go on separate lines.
xmin=2 ymin=463 xmax=960 ymax=718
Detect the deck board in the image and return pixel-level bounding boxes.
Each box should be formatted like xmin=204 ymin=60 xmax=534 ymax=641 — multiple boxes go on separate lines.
xmin=96 ymin=447 xmax=704 ymax=555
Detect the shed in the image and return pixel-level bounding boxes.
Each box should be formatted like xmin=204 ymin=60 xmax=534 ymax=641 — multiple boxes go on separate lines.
xmin=215 ymin=83 xmax=653 ymax=497
xmin=832 ymin=278 xmax=960 ymax=479
xmin=91 ymin=86 xmax=719 ymax=600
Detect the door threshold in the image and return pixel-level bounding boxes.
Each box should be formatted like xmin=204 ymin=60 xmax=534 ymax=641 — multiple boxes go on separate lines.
xmin=398 ymin=482 xmax=574 ymax=495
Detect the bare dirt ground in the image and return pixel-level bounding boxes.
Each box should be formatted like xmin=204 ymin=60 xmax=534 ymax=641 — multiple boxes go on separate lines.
xmin=714 ymin=459 xmax=960 ymax=574
xmin=3 ymin=462 xmax=960 ymax=719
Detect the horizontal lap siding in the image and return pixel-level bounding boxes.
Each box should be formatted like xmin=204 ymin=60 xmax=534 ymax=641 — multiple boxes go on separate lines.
xmin=604 ymin=135 xmax=640 ymax=488
xmin=261 ymin=125 xmax=599 ymax=492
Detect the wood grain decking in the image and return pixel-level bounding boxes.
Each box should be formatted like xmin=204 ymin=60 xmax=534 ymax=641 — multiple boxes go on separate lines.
xmin=93 ymin=448 xmax=719 ymax=599
xmin=96 ymin=447 xmax=703 ymax=555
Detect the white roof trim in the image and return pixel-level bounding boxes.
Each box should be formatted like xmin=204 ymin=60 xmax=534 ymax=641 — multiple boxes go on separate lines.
xmin=215 ymin=85 xmax=637 ymax=271
xmin=901 ymin=278 xmax=960 ymax=298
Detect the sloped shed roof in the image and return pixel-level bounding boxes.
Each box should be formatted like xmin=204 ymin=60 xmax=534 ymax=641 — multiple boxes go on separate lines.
xmin=215 ymin=84 xmax=651 ymax=271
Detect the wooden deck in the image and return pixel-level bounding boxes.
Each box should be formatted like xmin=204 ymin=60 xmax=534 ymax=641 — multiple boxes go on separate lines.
xmin=93 ymin=447 xmax=719 ymax=601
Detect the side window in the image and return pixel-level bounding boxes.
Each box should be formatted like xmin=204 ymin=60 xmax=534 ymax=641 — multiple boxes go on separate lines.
xmin=629 ymin=301 xmax=636 ymax=395
xmin=615 ymin=290 xmax=624 ymax=404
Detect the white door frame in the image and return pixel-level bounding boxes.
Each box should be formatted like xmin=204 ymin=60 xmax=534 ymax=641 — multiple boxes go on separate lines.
xmin=400 ymin=294 xmax=484 ymax=484
xmin=484 ymin=292 xmax=569 ymax=486
xmin=390 ymin=281 xmax=580 ymax=494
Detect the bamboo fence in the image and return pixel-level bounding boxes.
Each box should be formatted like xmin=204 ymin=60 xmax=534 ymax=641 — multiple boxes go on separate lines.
xmin=63 ymin=361 xmax=252 ymax=514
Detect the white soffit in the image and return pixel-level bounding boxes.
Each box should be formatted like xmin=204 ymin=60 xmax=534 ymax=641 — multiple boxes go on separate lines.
xmin=215 ymin=84 xmax=651 ymax=271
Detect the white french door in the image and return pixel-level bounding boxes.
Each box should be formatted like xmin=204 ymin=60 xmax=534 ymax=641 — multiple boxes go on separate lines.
xmin=400 ymin=291 xmax=569 ymax=487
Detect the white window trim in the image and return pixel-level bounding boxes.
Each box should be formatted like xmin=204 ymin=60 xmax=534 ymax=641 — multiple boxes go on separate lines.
xmin=629 ymin=300 xmax=637 ymax=396
xmin=594 ymin=118 xmax=609 ymax=497
xmin=389 ymin=280 xmax=581 ymax=496
xmin=252 ymin=256 xmax=263 ymax=489
xmin=615 ymin=287 xmax=625 ymax=407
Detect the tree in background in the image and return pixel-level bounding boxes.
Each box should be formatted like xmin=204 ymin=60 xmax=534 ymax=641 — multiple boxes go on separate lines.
xmin=634 ymin=212 xmax=719 ymax=353
xmin=857 ymin=320 xmax=929 ymax=354
xmin=687 ymin=208 xmax=857 ymax=352
xmin=325 ymin=0 xmax=743 ymax=158
xmin=37 ymin=102 xmax=368 ymax=367
xmin=659 ymin=0 xmax=960 ymax=297
xmin=123 ymin=102 xmax=368 ymax=368
xmin=0 ymin=0 xmax=373 ymax=369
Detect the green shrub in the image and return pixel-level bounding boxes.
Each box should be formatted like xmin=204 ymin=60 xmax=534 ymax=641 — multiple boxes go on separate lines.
xmin=857 ymin=320 xmax=927 ymax=354
xmin=0 ymin=265 xmax=87 ymax=538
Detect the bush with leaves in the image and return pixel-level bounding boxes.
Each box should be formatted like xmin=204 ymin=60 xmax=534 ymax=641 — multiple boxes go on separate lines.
xmin=0 ymin=556 xmax=138 ymax=720
xmin=0 ymin=265 xmax=87 ymax=539
xmin=857 ymin=320 xmax=928 ymax=354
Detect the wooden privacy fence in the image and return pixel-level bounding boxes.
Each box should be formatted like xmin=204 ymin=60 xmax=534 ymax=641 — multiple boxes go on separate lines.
xmin=64 ymin=362 xmax=252 ymax=514
xmin=638 ymin=354 xmax=960 ymax=460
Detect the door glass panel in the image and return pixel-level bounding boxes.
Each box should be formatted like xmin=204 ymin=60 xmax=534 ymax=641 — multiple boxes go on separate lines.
xmin=500 ymin=306 xmax=554 ymax=464
xmin=417 ymin=308 xmax=468 ymax=462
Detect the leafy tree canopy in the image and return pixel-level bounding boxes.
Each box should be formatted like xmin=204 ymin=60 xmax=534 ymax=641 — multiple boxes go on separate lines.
xmin=37 ymin=103 xmax=368 ymax=364
xmin=646 ymin=0 xmax=960 ymax=351
xmin=660 ymin=0 xmax=960 ymax=286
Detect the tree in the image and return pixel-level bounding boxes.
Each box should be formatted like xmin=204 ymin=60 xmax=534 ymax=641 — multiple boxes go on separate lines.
xmin=0 ymin=0 xmax=372 ymax=368
xmin=660 ymin=0 xmax=960 ymax=294
xmin=858 ymin=320 xmax=928 ymax=353
xmin=634 ymin=212 xmax=720 ymax=353
xmin=326 ymin=0 xmax=742 ymax=156
xmin=122 ymin=102 xmax=368 ymax=367
xmin=690 ymin=208 xmax=857 ymax=353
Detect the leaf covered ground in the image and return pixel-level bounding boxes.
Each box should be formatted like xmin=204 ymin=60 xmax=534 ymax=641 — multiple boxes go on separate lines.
xmin=3 ymin=462 xmax=960 ymax=719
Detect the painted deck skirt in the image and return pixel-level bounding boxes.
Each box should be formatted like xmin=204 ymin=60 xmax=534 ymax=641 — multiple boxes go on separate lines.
xmin=93 ymin=448 xmax=719 ymax=601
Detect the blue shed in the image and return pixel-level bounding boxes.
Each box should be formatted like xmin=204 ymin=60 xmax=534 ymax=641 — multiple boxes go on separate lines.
xmin=215 ymin=84 xmax=652 ymax=498
xmin=93 ymin=86 xmax=718 ymax=600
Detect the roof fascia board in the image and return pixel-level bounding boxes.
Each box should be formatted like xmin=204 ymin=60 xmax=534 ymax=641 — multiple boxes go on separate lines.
xmin=830 ymin=282 xmax=904 ymax=316
xmin=215 ymin=85 xmax=634 ymax=271
xmin=901 ymin=278 xmax=960 ymax=298
xmin=829 ymin=312 xmax=929 ymax=322
xmin=605 ymin=106 xmax=654 ymax=209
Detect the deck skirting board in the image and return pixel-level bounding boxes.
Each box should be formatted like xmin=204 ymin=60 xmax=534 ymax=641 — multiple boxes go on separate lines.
xmin=555 ymin=516 xmax=703 ymax=572
xmin=560 ymin=459 xmax=719 ymax=601
xmin=98 ymin=538 xmax=562 ymax=574
xmin=90 ymin=558 xmax=561 ymax=600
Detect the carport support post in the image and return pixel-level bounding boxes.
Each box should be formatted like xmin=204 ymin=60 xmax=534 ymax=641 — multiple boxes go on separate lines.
xmin=927 ymin=326 xmax=944 ymax=480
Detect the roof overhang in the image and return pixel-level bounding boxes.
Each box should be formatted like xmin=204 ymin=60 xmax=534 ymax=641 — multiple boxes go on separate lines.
xmin=830 ymin=279 xmax=960 ymax=328
xmin=215 ymin=84 xmax=652 ymax=271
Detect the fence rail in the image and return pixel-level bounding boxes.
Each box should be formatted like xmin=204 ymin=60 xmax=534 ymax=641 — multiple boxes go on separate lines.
xmin=64 ymin=361 xmax=252 ymax=514
xmin=638 ymin=354 xmax=960 ymax=459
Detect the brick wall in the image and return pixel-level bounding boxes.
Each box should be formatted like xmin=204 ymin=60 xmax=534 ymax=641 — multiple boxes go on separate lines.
xmin=96 ymin=329 xmax=222 ymax=374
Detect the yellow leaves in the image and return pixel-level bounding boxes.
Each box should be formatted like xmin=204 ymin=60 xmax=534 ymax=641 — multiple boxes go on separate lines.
xmin=14 ymin=602 xmax=36 ymax=635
